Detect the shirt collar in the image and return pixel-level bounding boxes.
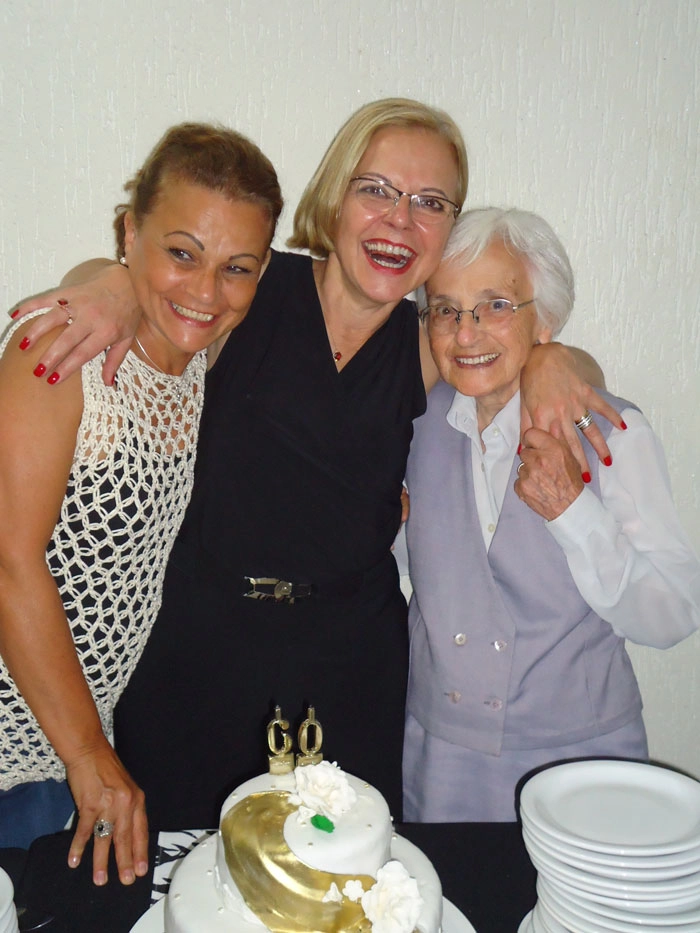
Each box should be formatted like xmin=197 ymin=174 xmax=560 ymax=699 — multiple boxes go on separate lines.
xmin=446 ymin=386 xmax=522 ymax=450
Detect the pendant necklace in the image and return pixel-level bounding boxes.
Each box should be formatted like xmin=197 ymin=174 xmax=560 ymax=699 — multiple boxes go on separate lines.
xmin=133 ymin=335 xmax=185 ymax=410
xmin=323 ymin=316 xmax=343 ymax=364
xmin=314 ymin=261 xmax=343 ymax=363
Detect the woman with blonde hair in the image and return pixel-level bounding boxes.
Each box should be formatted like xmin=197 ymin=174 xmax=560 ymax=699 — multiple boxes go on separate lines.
xmin=13 ymin=99 xmax=616 ymax=836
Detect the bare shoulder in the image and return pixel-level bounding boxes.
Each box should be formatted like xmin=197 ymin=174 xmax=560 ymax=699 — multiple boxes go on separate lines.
xmin=0 ymin=321 xmax=84 ymax=416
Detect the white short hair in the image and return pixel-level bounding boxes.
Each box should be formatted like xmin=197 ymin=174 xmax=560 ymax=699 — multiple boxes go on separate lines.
xmin=421 ymin=207 xmax=575 ymax=336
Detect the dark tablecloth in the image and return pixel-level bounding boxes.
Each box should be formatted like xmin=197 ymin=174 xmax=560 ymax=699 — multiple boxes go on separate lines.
xmin=1 ymin=822 xmax=536 ymax=933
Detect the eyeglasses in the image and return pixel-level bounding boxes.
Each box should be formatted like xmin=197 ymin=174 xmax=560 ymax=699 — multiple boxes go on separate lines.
xmin=349 ymin=176 xmax=461 ymax=224
xmin=418 ymin=298 xmax=536 ymax=333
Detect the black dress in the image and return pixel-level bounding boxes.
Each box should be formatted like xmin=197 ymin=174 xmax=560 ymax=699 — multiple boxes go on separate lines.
xmin=114 ymin=251 xmax=425 ymax=828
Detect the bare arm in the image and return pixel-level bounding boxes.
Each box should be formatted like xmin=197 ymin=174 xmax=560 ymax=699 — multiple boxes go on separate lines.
xmin=0 ymin=325 xmax=147 ymax=884
xmin=9 ymin=261 xmax=141 ymax=387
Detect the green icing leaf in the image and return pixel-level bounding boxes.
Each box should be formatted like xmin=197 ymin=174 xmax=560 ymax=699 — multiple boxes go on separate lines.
xmin=310 ymin=813 xmax=335 ymax=833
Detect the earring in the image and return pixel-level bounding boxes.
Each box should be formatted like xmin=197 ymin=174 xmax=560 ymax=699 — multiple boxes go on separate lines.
xmin=119 ymin=256 xmax=128 ymax=267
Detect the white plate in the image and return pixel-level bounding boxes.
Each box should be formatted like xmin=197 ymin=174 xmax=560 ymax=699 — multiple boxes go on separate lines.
xmin=522 ymin=825 xmax=700 ymax=882
xmin=542 ymin=877 xmax=700 ymax=925
xmin=533 ymin=900 xmax=570 ymax=933
xmin=443 ymin=897 xmax=477 ymax=933
xmin=520 ymin=761 xmax=700 ymax=856
xmin=563 ymin=881 xmax=700 ymax=914
xmin=538 ymin=880 xmax=700 ymax=933
xmin=519 ymin=904 xmax=568 ymax=933
xmin=129 ymin=898 xmax=163 ymax=933
xmin=523 ymin=820 xmax=700 ymax=873
xmin=524 ymin=835 xmax=700 ymax=900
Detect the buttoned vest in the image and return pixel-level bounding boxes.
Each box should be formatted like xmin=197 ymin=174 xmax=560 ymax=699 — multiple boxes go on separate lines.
xmin=405 ymin=380 xmax=642 ymax=756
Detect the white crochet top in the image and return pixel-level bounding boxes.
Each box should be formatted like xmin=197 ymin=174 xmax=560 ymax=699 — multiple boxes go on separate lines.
xmin=0 ymin=311 xmax=207 ymax=789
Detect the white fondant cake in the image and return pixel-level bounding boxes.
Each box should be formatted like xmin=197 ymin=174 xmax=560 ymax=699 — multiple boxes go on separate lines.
xmin=164 ymin=763 xmax=443 ymax=933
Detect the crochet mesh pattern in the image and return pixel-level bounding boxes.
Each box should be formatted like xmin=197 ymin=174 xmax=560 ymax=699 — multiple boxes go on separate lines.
xmin=0 ymin=311 xmax=206 ymax=788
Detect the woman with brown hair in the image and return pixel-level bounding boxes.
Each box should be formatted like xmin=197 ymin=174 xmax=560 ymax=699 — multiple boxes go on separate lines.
xmin=0 ymin=122 xmax=281 ymax=884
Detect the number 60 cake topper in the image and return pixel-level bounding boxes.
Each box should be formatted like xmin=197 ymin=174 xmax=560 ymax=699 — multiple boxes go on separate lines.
xmin=267 ymin=704 xmax=324 ymax=773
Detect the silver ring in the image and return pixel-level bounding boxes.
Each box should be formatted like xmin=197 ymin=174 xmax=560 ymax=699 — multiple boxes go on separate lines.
xmin=574 ymin=409 xmax=594 ymax=431
xmin=93 ymin=819 xmax=114 ymax=838
xmin=517 ymin=461 xmax=525 ymax=474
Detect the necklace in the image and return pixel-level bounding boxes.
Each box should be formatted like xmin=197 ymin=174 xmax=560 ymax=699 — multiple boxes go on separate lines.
xmin=322 ymin=317 xmax=343 ymax=364
xmin=313 ymin=260 xmax=343 ymax=363
xmin=133 ymin=335 xmax=185 ymax=410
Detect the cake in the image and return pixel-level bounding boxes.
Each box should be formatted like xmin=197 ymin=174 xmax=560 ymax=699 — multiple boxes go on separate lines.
xmin=164 ymin=762 xmax=443 ymax=933
xmin=163 ymin=708 xmax=443 ymax=933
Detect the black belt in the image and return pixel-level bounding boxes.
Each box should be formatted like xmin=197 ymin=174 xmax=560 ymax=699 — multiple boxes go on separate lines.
xmin=242 ymin=570 xmax=366 ymax=604
xmin=169 ymin=538 xmax=377 ymax=605
xmin=243 ymin=576 xmax=313 ymax=604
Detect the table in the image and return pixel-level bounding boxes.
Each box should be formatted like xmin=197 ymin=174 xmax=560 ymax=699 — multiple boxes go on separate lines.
xmin=1 ymin=822 xmax=537 ymax=933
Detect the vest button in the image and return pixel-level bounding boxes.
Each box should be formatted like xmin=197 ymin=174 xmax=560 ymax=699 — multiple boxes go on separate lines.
xmin=454 ymin=633 xmax=467 ymax=646
xmin=493 ymin=639 xmax=508 ymax=652
xmin=448 ymin=691 xmax=462 ymax=704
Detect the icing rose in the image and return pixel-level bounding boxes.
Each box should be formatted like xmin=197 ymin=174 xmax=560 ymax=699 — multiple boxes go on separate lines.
xmin=322 ymin=882 xmax=343 ymax=904
xmin=291 ymin=761 xmax=357 ymax=821
xmin=361 ymin=861 xmax=423 ymax=933
xmin=342 ymin=879 xmax=365 ymax=902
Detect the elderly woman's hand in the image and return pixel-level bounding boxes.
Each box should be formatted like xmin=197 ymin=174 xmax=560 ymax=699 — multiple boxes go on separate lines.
xmin=65 ymin=742 xmax=148 ymax=887
xmin=8 ymin=260 xmax=140 ymax=387
xmin=515 ymin=426 xmax=585 ymax=521
xmin=520 ymin=343 xmax=624 ymax=478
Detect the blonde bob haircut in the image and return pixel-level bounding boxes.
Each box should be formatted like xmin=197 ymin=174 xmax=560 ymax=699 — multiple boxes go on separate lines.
xmin=287 ymin=98 xmax=468 ymax=258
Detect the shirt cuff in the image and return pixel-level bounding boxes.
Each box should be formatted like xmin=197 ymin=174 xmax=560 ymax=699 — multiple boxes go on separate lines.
xmin=545 ymin=486 xmax=611 ymax=550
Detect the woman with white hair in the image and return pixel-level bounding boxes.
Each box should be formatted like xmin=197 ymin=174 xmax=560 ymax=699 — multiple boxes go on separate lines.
xmin=403 ymin=207 xmax=700 ymax=822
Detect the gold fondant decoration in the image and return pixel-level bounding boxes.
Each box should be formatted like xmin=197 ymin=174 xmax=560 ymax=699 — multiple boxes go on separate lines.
xmin=221 ymin=791 xmax=373 ymax=933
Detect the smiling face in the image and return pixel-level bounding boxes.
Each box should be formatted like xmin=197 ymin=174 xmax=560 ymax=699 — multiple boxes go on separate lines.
xmin=426 ymin=239 xmax=553 ymax=429
xmin=124 ymin=177 xmax=272 ymax=373
xmin=329 ymin=126 xmax=460 ymax=312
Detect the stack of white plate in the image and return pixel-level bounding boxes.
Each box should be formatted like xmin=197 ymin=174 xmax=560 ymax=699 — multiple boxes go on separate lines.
xmin=0 ymin=869 xmax=18 ymax=933
xmin=516 ymin=760 xmax=700 ymax=933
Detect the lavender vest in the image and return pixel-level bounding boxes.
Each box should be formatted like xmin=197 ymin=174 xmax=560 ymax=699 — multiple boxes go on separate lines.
xmin=405 ymin=380 xmax=642 ymax=756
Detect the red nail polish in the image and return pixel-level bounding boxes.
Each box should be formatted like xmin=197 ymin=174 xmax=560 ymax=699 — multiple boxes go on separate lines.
xmin=603 ymin=455 xmax=612 ymax=467
xmin=517 ymin=443 xmax=522 ymax=455
xmin=582 ymin=471 xmax=592 ymax=484
xmin=10 ymin=308 xmax=20 ymax=319
xmin=19 ymin=336 xmax=30 ymax=351
xmin=57 ymin=298 xmax=69 ymax=307
xmin=620 ymin=420 xmax=627 ymax=431
xmin=33 ymin=363 xmax=47 ymax=377
xmin=47 ymin=372 xmax=60 ymax=385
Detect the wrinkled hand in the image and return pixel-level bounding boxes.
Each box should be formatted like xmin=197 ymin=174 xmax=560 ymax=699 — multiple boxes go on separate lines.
xmin=515 ymin=426 xmax=585 ymax=521
xmin=8 ymin=262 xmax=140 ymax=387
xmin=520 ymin=343 xmax=622 ymax=476
xmin=65 ymin=743 xmax=148 ymax=886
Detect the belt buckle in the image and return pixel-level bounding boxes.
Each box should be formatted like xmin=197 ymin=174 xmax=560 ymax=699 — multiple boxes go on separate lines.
xmin=244 ymin=576 xmax=296 ymax=603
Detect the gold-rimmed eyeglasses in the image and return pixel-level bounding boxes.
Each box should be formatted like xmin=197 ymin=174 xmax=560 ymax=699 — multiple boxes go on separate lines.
xmin=349 ymin=176 xmax=461 ymax=225
xmin=418 ymin=298 xmax=536 ymax=333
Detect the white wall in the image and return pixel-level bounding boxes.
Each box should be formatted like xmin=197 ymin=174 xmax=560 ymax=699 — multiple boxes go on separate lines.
xmin=2 ymin=0 xmax=698 ymax=778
